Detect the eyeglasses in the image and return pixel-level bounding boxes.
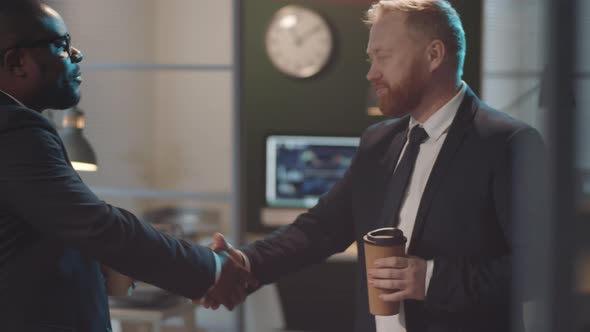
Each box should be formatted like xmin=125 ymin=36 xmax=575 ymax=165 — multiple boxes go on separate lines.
xmin=0 ymin=33 xmax=72 ymax=59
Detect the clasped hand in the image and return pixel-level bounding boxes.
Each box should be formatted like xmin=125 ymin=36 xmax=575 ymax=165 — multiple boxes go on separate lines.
xmin=196 ymin=233 xmax=258 ymax=310
xmin=367 ymin=256 xmax=426 ymax=302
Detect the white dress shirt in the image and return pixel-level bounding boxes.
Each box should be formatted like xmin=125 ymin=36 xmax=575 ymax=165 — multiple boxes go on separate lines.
xmin=376 ymin=82 xmax=467 ymax=331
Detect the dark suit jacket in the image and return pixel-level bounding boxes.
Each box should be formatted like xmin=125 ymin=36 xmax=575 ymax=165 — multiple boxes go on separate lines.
xmin=0 ymin=92 xmax=216 ymax=332
xmin=242 ymin=86 xmax=546 ymax=332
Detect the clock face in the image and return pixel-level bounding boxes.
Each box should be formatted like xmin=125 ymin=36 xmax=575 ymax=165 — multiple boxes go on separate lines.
xmin=265 ymin=5 xmax=334 ymax=78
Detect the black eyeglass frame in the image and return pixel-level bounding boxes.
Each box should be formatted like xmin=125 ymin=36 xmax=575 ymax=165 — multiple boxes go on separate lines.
xmin=0 ymin=33 xmax=71 ymax=59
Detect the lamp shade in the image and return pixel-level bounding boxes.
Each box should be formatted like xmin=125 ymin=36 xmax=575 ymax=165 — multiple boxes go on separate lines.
xmin=58 ymin=107 xmax=97 ymax=172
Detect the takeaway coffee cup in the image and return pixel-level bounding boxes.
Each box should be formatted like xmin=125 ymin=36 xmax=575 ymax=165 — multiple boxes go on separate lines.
xmin=102 ymin=265 xmax=134 ymax=297
xmin=363 ymin=227 xmax=407 ymax=316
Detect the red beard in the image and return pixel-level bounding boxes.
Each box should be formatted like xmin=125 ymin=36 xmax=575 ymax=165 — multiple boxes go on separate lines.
xmin=376 ymin=61 xmax=427 ymax=119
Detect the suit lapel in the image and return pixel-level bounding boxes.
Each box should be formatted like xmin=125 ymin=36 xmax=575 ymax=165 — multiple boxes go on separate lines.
xmin=375 ymin=117 xmax=409 ymax=229
xmin=0 ymin=90 xmax=20 ymax=107
xmin=408 ymin=87 xmax=479 ymax=253
xmin=381 ymin=116 xmax=410 ymax=175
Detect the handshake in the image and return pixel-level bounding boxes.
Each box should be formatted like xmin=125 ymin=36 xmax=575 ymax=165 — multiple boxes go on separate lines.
xmin=197 ymin=233 xmax=259 ymax=311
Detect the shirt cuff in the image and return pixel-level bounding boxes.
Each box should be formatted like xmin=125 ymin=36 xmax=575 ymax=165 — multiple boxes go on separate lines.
xmin=237 ymin=249 xmax=251 ymax=272
xmin=425 ymin=259 xmax=434 ymax=295
xmin=212 ymin=250 xmax=228 ymax=283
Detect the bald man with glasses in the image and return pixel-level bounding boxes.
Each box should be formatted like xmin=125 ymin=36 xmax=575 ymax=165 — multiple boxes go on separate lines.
xmin=0 ymin=1 xmax=255 ymax=331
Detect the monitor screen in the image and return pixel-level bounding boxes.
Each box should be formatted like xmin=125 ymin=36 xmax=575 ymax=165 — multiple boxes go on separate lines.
xmin=266 ymin=135 xmax=360 ymax=208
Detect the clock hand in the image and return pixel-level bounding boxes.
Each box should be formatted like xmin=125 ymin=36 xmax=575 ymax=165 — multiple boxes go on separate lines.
xmin=299 ymin=24 xmax=323 ymax=44
xmin=288 ymin=26 xmax=302 ymax=46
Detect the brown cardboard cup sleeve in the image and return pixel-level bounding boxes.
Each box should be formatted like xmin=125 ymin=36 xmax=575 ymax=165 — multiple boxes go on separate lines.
xmin=363 ymin=227 xmax=407 ymax=316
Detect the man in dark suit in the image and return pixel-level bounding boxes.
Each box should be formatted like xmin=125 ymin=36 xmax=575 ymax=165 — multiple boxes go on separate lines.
xmin=208 ymin=0 xmax=546 ymax=331
xmin=0 ymin=1 xmax=253 ymax=331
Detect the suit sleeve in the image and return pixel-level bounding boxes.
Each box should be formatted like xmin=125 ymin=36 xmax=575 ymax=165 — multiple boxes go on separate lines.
xmin=0 ymin=124 xmax=216 ymax=299
xmin=240 ymin=138 xmax=363 ymax=285
xmin=424 ymin=127 xmax=548 ymax=315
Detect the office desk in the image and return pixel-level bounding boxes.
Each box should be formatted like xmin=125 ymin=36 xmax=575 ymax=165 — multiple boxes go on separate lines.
xmin=110 ymin=298 xmax=196 ymax=332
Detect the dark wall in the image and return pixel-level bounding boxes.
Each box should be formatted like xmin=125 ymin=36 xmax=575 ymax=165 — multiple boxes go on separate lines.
xmin=241 ymin=0 xmax=482 ymax=232
xmin=242 ymin=0 xmax=377 ymax=232
xmin=455 ymin=0 xmax=482 ymax=95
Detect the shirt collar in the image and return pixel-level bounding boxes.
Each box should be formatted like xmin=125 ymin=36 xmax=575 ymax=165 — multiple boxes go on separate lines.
xmin=0 ymin=89 xmax=26 ymax=107
xmin=409 ymin=81 xmax=467 ymax=142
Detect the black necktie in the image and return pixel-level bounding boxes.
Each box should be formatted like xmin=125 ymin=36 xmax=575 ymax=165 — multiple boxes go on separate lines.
xmin=382 ymin=126 xmax=429 ymax=227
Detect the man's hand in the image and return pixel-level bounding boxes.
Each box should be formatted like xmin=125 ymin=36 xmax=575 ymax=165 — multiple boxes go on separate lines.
xmin=199 ymin=233 xmax=258 ymax=310
xmin=367 ymin=256 xmax=427 ymax=302
xmin=208 ymin=232 xmax=245 ymax=267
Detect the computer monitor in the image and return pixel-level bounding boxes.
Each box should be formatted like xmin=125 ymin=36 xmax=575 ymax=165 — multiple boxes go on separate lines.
xmin=265 ymin=135 xmax=360 ymax=208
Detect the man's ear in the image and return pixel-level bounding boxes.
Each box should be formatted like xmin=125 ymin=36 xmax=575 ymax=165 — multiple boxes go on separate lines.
xmin=3 ymin=49 xmax=27 ymax=77
xmin=426 ymin=39 xmax=446 ymax=73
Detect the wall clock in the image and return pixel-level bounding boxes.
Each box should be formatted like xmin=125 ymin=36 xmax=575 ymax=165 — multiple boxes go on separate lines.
xmin=265 ymin=5 xmax=334 ymax=78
